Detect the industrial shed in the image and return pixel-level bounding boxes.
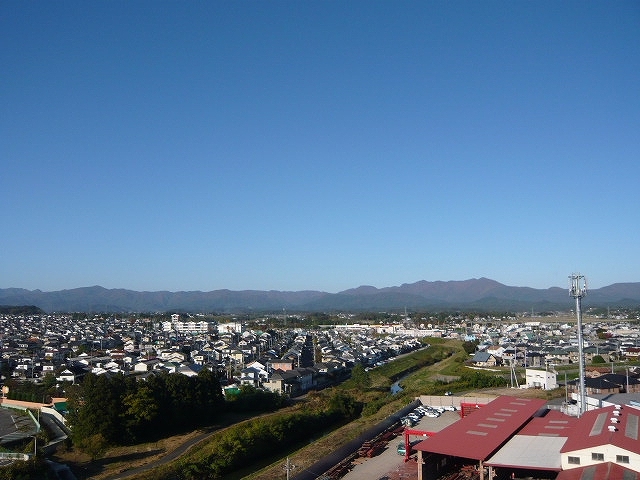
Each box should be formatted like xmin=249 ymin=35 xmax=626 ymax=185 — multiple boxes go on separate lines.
xmin=414 ymin=395 xmax=547 ymax=480
xmin=485 ymin=409 xmax=578 ymax=474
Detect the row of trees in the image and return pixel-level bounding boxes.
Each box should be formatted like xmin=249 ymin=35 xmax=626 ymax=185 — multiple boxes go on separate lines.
xmin=66 ymin=370 xmax=229 ymax=449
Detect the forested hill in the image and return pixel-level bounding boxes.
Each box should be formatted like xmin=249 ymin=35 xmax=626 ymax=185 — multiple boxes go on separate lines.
xmin=1 ymin=279 xmax=639 ymax=313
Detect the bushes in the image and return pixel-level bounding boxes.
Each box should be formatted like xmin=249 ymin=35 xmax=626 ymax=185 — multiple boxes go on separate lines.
xmin=0 ymin=458 xmax=50 ymax=480
xmin=458 ymin=371 xmax=507 ymax=388
xmin=143 ymin=403 xmax=359 ymax=480
xmin=225 ymin=385 xmax=287 ymax=413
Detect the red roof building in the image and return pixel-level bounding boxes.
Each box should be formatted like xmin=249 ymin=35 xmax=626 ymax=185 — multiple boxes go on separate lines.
xmin=559 ymin=405 xmax=640 ymax=473
xmin=484 ymin=409 xmax=578 ymax=472
xmin=415 ymin=396 xmax=547 ymax=480
xmin=555 ymin=462 xmax=640 ymax=480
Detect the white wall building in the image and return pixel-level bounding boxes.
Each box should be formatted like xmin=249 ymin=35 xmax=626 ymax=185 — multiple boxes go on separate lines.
xmin=525 ymin=368 xmax=558 ymax=390
xmin=162 ymin=320 xmax=212 ymax=334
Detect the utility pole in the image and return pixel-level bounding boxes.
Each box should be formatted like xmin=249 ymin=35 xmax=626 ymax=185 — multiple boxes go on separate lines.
xmin=627 ymin=366 xmax=630 ymax=393
xmin=283 ymin=456 xmax=296 ymax=480
xmin=569 ymin=274 xmax=587 ymax=416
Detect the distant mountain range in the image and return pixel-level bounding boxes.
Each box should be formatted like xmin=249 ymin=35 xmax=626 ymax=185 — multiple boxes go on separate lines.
xmin=1 ymin=278 xmax=640 ymax=313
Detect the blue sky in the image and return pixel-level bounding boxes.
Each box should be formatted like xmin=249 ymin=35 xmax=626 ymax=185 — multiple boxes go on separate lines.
xmin=2 ymin=1 xmax=639 ymax=293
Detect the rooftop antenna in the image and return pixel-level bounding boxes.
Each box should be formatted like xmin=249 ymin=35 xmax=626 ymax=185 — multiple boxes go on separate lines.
xmin=569 ymin=273 xmax=587 ymax=416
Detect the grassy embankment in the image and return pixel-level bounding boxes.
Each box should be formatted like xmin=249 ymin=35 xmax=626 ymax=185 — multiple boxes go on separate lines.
xmin=244 ymin=339 xmax=466 ymax=480
xmin=59 ymin=339 xmax=570 ymax=479
xmin=104 ymin=340 xmax=462 ymax=480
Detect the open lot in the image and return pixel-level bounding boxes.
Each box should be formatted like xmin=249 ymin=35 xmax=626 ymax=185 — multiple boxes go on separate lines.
xmin=342 ymin=410 xmax=460 ymax=480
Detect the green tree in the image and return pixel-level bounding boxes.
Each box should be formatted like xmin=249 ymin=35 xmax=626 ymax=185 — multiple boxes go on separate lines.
xmin=78 ymin=433 xmax=108 ymax=461
xmin=592 ymin=355 xmax=606 ymax=364
xmin=123 ymin=384 xmax=159 ymax=439
xmin=327 ymin=391 xmax=359 ymax=418
xmin=462 ymin=340 xmax=479 ymax=354
xmin=66 ymin=373 xmax=132 ymax=445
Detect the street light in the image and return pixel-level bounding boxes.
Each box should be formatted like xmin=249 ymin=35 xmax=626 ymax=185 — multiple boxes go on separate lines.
xmin=283 ymin=456 xmax=296 ymax=480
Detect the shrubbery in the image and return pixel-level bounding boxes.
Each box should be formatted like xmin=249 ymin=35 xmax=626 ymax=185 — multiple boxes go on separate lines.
xmin=137 ymin=390 xmax=361 ymax=480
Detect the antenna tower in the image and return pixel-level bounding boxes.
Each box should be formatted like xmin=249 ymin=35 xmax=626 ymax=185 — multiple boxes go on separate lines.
xmin=569 ymin=273 xmax=587 ymax=416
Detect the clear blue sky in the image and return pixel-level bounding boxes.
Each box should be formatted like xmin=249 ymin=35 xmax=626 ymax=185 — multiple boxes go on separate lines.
xmin=2 ymin=1 xmax=639 ymax=293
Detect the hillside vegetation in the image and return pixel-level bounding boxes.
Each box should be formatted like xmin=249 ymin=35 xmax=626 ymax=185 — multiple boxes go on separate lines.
xmin=124 ymin=339 xmax=517 ymax=480
xmin=52 ymin=338 xmax=560 ymax=480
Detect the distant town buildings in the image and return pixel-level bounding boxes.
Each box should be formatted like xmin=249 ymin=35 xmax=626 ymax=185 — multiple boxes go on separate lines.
xmin=1 ymin=309 xmax=639 ymax=405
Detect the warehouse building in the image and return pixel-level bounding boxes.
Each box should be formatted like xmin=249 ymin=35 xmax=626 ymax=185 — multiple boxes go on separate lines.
xmin=414 ymin=395 xmax=640 ymax=480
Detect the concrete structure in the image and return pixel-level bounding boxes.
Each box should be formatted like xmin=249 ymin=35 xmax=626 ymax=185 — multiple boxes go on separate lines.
xmin=525 ymin=368 xmax=558 ymax=390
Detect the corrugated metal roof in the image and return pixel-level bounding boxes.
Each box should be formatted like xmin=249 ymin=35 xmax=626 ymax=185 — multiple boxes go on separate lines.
xmin=555 ymin=462 xmax=639 ymax=480
xmin=414 ymin=395 xmax=547 ymax=461
xmin=485 ymin=410 xmax=578 ymax=471
xmin=517 ymin=409 xmax=577 ymax=436
xmin=561 ymin=405 xmax=640 ymax=455
xmin=484 ymin=435 xmax=567 ymax=470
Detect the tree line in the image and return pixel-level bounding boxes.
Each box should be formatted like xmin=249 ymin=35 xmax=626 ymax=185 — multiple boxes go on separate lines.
xmin=65 ymin=369 xmax=285 ymax=456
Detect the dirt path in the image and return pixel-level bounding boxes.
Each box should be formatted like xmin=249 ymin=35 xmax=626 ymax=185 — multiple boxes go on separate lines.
xmin=52 ymin=430 xmax=206 ymax=480
xmin=101 ymin=429 xmax=214 ymax=480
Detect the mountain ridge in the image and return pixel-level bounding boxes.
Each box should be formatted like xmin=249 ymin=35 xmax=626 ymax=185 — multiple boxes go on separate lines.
xmin=1 ymin=278 xmax=639 ymax=313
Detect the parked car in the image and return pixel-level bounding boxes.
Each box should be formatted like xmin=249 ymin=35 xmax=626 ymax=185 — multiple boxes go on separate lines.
xmin=401 ymin=416 xmax=415 ymax=427
xmin=397 ymin=440 xmax=420 ymax=456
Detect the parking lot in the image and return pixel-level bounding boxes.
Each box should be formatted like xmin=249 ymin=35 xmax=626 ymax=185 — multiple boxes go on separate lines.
xmin=341 ymin=408 xmax=460 ymax=480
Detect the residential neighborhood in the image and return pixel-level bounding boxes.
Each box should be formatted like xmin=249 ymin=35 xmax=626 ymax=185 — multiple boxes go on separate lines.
xmin=1 ymin=310 xmax=640 ymax=403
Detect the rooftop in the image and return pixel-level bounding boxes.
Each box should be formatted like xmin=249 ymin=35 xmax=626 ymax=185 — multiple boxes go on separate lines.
xmin=560 ymin=405 xmax=640 ymax=455
xmin=415 ymin=395 xmax=547 ymax=461
xmin=485 ymin=409 xmax=578 ymax=471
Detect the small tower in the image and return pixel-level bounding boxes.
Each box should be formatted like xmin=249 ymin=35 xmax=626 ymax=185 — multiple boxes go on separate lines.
xmin=569 ymin=273 xmax=587 ymax=416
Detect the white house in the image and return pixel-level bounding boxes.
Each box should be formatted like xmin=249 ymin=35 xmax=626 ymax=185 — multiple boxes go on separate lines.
xmin=525 ymin=368 xmax=558 ymax=390
xmin=56 ymin=369 xmax=76 ymax=383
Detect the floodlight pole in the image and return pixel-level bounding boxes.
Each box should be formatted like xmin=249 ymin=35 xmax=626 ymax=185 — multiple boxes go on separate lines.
xmin=569 ymin=274 xmax=587 ymax=416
